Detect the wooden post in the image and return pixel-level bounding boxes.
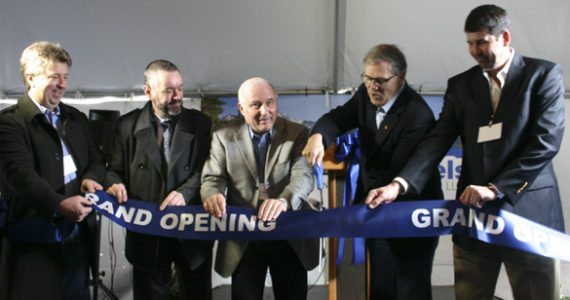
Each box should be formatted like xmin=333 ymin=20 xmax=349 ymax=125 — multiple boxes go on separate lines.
xmin=322 ymin=144 xmax=346 ymax=300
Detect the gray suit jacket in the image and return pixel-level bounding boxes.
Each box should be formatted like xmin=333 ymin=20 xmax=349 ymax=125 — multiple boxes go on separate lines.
xmin=201 ymin=117 xmax=318 ymax=277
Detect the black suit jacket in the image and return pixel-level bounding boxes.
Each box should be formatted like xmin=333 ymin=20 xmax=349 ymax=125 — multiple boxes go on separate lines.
xmin=312 ymin=82 xmax=443 ymax=202
xmin=400 ymin=53 xmax=566 ymax=248
xmin=311 ymin=83 xmax=442 ymax=256
xmin=0 ymin=94 xmax=105 ymax=298
xmin=105 ymin=101 xmax=213 ymax=269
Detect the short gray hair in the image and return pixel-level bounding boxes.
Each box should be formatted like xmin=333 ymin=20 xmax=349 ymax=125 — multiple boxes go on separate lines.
xmin=362 ymin=44 xmax=407 ymax=76
xmin=144 ymin=59 xmax=179 ymax=87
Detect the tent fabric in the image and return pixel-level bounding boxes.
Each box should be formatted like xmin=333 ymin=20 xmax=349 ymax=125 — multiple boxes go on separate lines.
xmin=1 ymin=0 xmax=569 ymax=97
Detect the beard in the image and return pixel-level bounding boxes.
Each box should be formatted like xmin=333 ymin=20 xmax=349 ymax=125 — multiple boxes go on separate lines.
xmin=159 ymin=99 xmax=183 ymax=116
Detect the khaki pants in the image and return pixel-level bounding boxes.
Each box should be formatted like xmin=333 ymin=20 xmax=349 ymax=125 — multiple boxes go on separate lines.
xmin=453 ymin=241 xmax=559 ymax=300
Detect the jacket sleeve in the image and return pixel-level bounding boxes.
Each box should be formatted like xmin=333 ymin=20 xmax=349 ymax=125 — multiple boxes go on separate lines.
xmin=492 ymin=63 xmax=565 ymax=203
xmin=175 ymin=115 xmax=212 ymax=205
xmin=311 ymin=84 xmax=365 ymax=148
xmin=277 ymin=125 xmax=315 ymax=210
xmin=200 ymin=129 xmax=230 ymax=201
xmin=76 ymin=111 xmax=106 ymax=185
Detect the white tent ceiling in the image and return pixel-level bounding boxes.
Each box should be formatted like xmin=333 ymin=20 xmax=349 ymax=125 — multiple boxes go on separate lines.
xmin=1 ymin=0 xmax=569 ymax=97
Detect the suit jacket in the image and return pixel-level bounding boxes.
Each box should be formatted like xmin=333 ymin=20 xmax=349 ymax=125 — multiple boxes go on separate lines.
xmin=312 ymin=83 xmax=442 ymax=201
xmin=0 ymin=94 xmax=105 ymax=298
xmin=311 ymin=82 xmax=442 ymax=255
xmin=200 ymin=117 xmax=318 ymax=277
xmin=400 ymin=52 xmax=566 ymax=248
xmin=105 ymin=101 xmax=213 ymax=269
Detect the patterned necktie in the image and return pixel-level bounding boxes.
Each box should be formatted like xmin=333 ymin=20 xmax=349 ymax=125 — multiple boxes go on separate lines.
xmin=162 ymin=121 xmax=172 ymax=165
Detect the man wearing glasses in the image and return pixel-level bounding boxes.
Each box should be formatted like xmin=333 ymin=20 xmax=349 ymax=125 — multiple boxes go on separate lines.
xmin=366 ymin=5 xmax=565 ymax=300
xmin=303 ymin=44 xmax=442 ymax=299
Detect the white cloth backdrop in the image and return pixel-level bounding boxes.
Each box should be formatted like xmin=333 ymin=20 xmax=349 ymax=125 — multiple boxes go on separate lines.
xmin=1 ymin=0 xmax=569 ymax=97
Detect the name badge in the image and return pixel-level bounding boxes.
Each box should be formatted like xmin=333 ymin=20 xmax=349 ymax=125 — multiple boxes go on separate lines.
xmin=477 ymin=122 xmax=502 ymax=143
xmin=63 ymin=154 xmax=77 ymax=176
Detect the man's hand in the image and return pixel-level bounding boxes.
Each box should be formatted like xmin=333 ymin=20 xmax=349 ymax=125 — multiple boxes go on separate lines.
xmin=57 ymin=195 xmax=93 ymax=222
xmin=106 ymin=183 xmax=128 ymax=203
xmin=459 ymin=185 xmax=497 ymax=208
xmin=302 ymin=133 xmax=325 ymax=167
xmin=80 ymin=179 xmax=103 ymax=193
xmin=258 ymin=198 xmax=288 ymax=222
xmin=159 ymin=191 xmax=186 ymax=211
xmin=365 ymin=181 xmax=402 ymax=209
xmin=203 ymin=193 xmax=226 ymax=218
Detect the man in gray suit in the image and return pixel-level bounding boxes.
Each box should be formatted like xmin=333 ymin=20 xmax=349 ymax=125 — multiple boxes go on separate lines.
xmin=201 ymin=77 xmax=318 ymax=300
xmin=105 ymin=59 xmax=213 ymax=299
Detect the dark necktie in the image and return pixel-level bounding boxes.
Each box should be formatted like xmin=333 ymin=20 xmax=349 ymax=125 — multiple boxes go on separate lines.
xmin=161 ymin=121 xmax=172 ymax=165
xmin=253 ymin=133 xmax=270 ymax=181
xmin=376 ymin=107 xmax=386 ymax=129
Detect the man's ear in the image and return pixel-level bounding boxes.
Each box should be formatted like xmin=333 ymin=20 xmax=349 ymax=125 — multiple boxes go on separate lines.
xmin=143 ymin=85 xmax=152 ymax=98
xmin=25 ymin=73 xmax=35 ymax=89
xmin=237 ymin=102 xmax=244 ymax=115
xmin=501 ymin=29 xmax=511 ymax=46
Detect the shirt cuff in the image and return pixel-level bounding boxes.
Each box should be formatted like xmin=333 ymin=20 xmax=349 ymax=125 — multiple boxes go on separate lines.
xmin=488 ymin=183 xmax=504 ymax=199
xmin=393 ymin=177 xmax=409 ymax=194
xmin=278 ymin=198 xmax=289 ymax=208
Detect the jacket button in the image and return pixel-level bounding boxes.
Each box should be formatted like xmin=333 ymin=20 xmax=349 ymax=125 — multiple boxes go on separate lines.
xmin=138 ymin=164 xmax=144 ymax=169
xmin=54 ymin=153 xmax=61 ymax=160
xmin=184 ymin=166 xmax=189 ymax=170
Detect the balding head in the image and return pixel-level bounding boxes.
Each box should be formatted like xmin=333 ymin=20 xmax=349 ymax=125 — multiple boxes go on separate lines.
xmin=237 ymin=77 xmax=278 ymax=134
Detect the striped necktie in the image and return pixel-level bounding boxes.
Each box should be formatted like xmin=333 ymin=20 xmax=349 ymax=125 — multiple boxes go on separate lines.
xmin=161 ymin=121 xmax=172 ymax=165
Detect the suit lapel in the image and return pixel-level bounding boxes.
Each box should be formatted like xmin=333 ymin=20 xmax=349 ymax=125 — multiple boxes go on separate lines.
xmin=233 ymin=122 xmax=259 ymax=180
xmin=370 ymin=85 xmax=410 ymax=155
xmin=265 ymin=118 xmax=284 ymax=182
xmin=134 ymin=103 xmax=163 ymax=175
xmin=168 ymin=117 xmax=194 ymax=173
xmin=470 ymin=70 xmax=494 ymax=123
xmin=495 ymin=53 xmax=525 ymax=121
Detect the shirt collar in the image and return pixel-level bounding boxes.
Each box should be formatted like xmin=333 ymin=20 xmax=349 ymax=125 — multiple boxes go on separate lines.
xmin=482 ymin=48 xmax=515 ymax=88
xmin=248 ymin=126 xmax=273 ymax=140
xmin=28 ymin=93 xmax=60 ymax=116
xmin=153 ymin=111 xmax=170 ymax=123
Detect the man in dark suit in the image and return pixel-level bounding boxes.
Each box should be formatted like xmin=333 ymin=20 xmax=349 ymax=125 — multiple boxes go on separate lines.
xmin=201 ymin=77 xmax=319 ymax=300
xmin=0 ymin=41 xmax=105 ymax=300
xmin=302 ymin=44 xmax=442 ymax=299
xmin=367 ymin=5 xmax=565 ymax=300
xmin=105 ymin=59 xmax=213 ymax=299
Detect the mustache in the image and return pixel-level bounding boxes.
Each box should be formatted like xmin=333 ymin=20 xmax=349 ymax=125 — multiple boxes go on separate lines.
xmin=167 ymin=99 xmax=182 ymax=104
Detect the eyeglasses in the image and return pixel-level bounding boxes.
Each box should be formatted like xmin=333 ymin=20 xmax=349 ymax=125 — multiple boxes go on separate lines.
xmin=361 ymin=72 xmax=397 ymax=86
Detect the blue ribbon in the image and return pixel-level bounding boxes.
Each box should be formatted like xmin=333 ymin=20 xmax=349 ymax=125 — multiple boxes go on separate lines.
xmin=313 ymin=163 xmax=323 ymax=190
xmin=86 ymin=190 xmax=570 ymax=262
xmin=4 ymin=215 xmax=76 ymax=243
xmin=333 ymin=129 xmax=365 ymax=265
